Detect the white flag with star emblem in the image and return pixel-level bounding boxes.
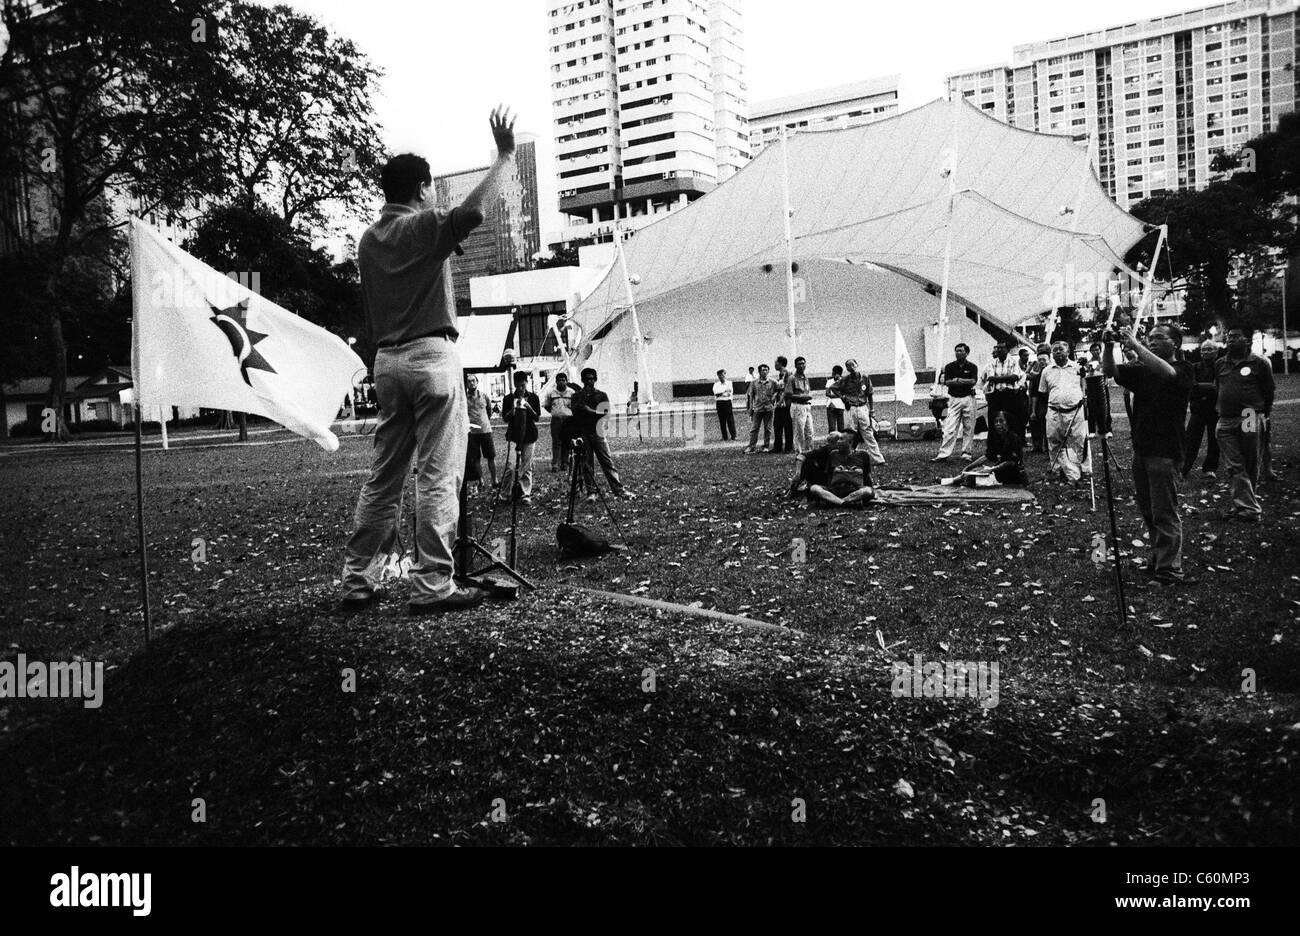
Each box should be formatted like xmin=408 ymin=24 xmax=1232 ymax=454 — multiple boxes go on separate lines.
xmin=894 ymin=323 xmax=917 ymax=406
xmin=129 ymin=217 xmax=364 ymax=451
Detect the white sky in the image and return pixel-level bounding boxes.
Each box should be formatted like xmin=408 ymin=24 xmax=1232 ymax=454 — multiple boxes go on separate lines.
xmin=267 ymin=0 xmax=1205 ymax=239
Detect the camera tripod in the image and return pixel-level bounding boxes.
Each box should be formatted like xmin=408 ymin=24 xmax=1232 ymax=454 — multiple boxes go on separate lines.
xmin=1085 ymin=372 xmax=1127 ymax=628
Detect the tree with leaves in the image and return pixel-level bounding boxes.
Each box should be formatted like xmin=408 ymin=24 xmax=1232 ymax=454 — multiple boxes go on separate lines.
xmin=0 ymin=0 xmax=228 ymax=438
xmin=1127 ymin=180 xmax=1287 ymax=331
xmin=212 ymin=1 xmax=383 ymax=231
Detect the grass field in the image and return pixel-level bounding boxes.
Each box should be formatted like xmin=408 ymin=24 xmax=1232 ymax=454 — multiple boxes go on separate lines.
xmin=1 ymin=383 xmax=1297 ymax=845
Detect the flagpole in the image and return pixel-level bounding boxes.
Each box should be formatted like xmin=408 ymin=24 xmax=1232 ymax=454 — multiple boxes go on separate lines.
xmin=614 ymin=211 xmax=654 ymax=408
xmin=133 ymin=398 xmax=152 ymax=646
xmin=933 ymin=101 xmax=959 ymax=390
xmin=779 ymin=123 xmax=799 ymax=363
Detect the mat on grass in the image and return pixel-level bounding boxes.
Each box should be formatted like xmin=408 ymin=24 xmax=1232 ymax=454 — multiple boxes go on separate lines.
xmin=873 ymin=485 xmax=1036 ymax=506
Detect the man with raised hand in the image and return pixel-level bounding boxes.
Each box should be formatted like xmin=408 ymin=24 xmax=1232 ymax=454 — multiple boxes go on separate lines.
xmin=1214 ymin=326 xmax=1275 ymax=523
xmin=1105 ymin=322 xmax=1194 ymax=585
xmin=341 ymin=106 xmax=517 ymax=616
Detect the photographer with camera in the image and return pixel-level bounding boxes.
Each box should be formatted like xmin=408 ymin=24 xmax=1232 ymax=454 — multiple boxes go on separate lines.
xmin=1103 ymin=321 xmax=1193 ymax=586
xmin=499 ymin=371 xmax=541 ymax=506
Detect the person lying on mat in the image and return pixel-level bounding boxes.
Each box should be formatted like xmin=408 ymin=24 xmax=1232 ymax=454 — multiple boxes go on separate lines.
xmin=789 ymin=431 xmax=875 ymax=507
xmin=961 ymin=412 xmax=1029 ymax=486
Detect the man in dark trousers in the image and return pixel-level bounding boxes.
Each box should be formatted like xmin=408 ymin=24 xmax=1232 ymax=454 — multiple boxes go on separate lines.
xmin=340 ymin=106 xmax=516 ymax=615
xmin=712 ymin=368 xmax=737 ymax=441
xmin=1214 ymin=326 xmax=1275 ymax=522
xmin=499 ymin=370 xmax=541 ymax=506
xmin=1182 ymin=338 xmax=1220 ymax=479
xmin=772 ymin=355 xmax=793 ymax=454
xmin=573 ymin=367 xmax=632 ymax=499
xmin=1105 ymin=322 xmax=1194 ymax=586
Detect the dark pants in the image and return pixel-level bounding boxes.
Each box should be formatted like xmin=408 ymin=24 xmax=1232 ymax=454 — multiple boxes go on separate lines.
xmin=716 ymin=400 xmax=736 ymax=440
xmin=772 ymin=405 xmax=793 ymax=452
xmin=581 ymin=429 xmax=624 ymax=495
xmin=1133 ymin=455 xmax=1183 ymax=573
xmin=1029 ymin=395 xmax=1047 ymax=451
xmin=986 ymin=391 xmax=1016 ymax=432
xmin=1182 ymin=402 xmax=1219 ymax=475
xmin=550 ymin=416 xmax=572 ymax=469
xmin=827 ymin=406 xmax=845 ymax=433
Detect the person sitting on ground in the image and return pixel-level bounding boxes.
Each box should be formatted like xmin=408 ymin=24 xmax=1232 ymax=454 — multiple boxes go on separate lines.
xmin=789 ymin=431 xmax=875 ymax=508
xmin=962 ymin=411 xmax=1030 ymax=485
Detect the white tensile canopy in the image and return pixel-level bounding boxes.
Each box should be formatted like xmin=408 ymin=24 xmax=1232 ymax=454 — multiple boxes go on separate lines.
xmin=566 ymin=97 xmax=1153 ymax=405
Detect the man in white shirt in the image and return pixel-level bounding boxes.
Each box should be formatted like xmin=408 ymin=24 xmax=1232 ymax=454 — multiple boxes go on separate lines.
xmin=542 ymin=371 xmax=576 ymax=472
xmin=712 ymin=368 xmax=737 ymax=441
xmin=1040 ymin=341 xmax=1089 ymax=482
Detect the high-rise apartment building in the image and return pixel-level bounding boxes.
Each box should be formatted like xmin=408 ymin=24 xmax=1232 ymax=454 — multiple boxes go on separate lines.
xmin=433 ymin=135 xmax=541 ymax=312
xmin=947 ymin=0 xmax=1298 ymax=208
xmin=748 ymin=75 xmax=901 ymax=155
xmin=547 ymin=0 xmax=748 ymax=246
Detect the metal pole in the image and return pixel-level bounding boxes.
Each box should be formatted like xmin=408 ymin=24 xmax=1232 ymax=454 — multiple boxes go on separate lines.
xmin=779 ymin=124 xmax=799 ymax=363
xmin=614 ymin=223 xmax=654 ymax=407
xmin=934 ymin=104 xmax=959 ymax=389
xmin=1283 ymin=266 xmax=1290 ymax=375
xmin=133 ymin=401 xmax=152 ymax=646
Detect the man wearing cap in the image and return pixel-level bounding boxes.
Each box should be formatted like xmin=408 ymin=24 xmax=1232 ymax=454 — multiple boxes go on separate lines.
xmin=831 ymin=358 xmax=885 ymax=465
xmin=932 ymin=343 xmax=978 ymax=462
xmin=340 ymin=106 xmax=516 ymax=616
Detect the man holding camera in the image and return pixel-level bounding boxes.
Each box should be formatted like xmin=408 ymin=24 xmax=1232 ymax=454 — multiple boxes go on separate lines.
xmin=1104 ymin=322 xmax=1193 ymax=585
xmin=500 ymin=371 xmax=541 ymax=506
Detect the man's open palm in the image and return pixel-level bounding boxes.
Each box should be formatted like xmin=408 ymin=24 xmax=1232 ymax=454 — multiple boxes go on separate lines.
xmin=490 ymin=105 xmax=516 ymax=156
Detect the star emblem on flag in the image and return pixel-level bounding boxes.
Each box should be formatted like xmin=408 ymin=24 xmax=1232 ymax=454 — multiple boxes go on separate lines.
xmin=209 ymin=299 xmax=276 ymax=385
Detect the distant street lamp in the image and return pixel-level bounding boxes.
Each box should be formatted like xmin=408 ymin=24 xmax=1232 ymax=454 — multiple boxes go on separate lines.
xmin=1279 ymin=268 xmax=1290 ymax=375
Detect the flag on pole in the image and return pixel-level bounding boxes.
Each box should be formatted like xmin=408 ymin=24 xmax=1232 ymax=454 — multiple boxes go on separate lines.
xmin=894 ymin=324 xmax=917 ymax=406
xmin=129 ymin=217 xmax=364 ymax=451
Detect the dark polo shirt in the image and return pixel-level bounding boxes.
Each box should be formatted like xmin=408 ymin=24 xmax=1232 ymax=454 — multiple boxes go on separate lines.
xmin=358 ymin=203 xmax=482 ymax=347
xmin=941 ymin=359 xmax=978 ymax=397
xmin=1115 ymin=359 xmax=1193 ymax=460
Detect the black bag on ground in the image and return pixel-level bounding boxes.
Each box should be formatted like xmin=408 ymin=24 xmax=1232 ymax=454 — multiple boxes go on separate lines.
xmin=556 ymin=521 xmax=611 ymax=557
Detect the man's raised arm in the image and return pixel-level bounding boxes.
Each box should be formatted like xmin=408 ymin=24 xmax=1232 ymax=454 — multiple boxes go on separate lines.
xmin=460 ymin=105 xmax=517 ymax=222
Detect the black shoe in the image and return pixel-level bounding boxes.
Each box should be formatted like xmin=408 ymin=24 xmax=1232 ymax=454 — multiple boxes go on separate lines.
xmin=338 ymin=593 xmax=377 ymax=612
xmin=408 ymin=586 xmax=489 ymax=616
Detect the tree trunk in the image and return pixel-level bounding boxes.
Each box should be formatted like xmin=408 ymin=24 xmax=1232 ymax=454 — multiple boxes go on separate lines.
xmin=216 ymin=410 xmax=235 ymax=430
xmin=237 ymin=410 xmax=247 ymax=441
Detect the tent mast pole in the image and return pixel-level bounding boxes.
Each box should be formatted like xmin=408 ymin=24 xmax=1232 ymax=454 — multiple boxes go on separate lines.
xmin=1131 ymin=224 xmax=1167 ymax=326
xmin=614 ymin=207 xmax=654 ymax=408
xmin=779 ymin=123 xmax=799 ymax=363
xmin=934 ymin=103 xmax=958 ymax=390
xmin=1048 ymin=133 xmax=1095 ymax=345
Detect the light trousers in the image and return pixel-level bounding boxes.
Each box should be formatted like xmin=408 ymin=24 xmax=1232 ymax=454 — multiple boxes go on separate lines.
xmin=342 ymin=337 xmax=466 ymax=602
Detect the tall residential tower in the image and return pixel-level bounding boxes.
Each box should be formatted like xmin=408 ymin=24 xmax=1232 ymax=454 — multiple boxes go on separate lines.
xmin=547 ymin=0 xmax=748 ymax=246
xmin=946 ymin=0 xmax=1298 ymax=208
